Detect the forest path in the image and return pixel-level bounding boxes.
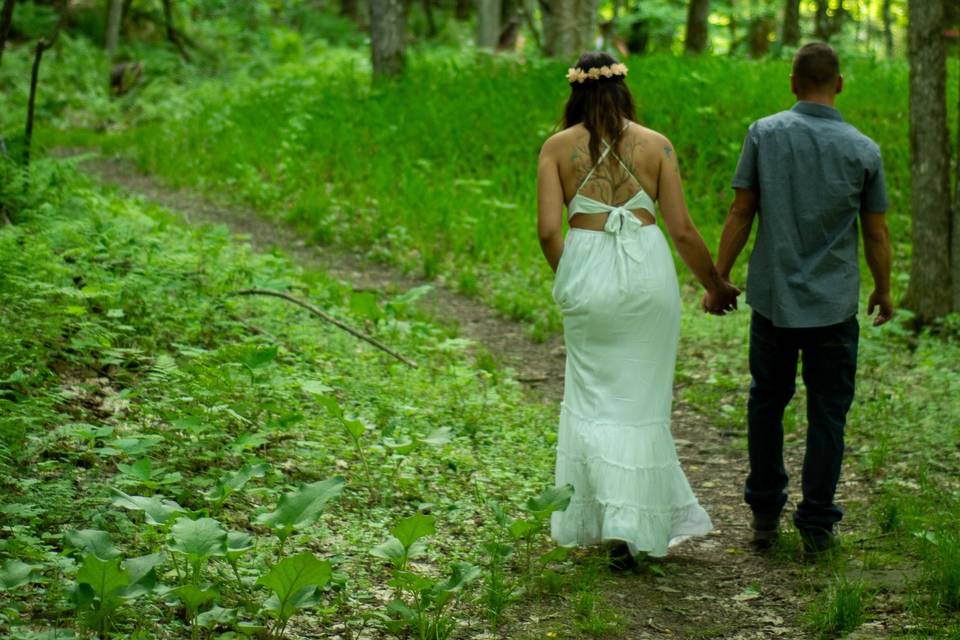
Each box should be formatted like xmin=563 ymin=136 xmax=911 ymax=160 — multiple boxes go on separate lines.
xmin=71 ymin=151 xmax=864 ymax=640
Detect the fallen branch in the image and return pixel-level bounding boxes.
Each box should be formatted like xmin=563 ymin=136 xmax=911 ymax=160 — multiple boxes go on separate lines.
xmin=229 ymin=288 xmax=418 ymax=369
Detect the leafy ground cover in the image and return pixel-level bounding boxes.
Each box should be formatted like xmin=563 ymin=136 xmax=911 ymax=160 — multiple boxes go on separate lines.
xmin=1 ymin=38 xmax=959 ymax=638
xmin=0 ymin=162 xmax=585 ymax=639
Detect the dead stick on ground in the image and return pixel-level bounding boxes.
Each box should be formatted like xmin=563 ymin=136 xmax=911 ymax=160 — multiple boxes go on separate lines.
xmin=229 ymin=288 xmax=418 ymax=369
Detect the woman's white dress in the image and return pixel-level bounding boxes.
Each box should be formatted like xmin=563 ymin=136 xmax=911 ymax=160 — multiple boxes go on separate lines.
xmin=550 ymin=140 xmax=713 ymax=558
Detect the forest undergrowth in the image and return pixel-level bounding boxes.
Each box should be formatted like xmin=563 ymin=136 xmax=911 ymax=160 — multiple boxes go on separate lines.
xmin=1 ymin=34 xmax=959 ymax=639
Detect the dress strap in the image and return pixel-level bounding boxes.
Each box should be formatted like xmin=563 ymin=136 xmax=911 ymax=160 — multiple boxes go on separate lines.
xmin=574 ymin=143 xmax=614 ymax=195
xmin=601 ymin=139 xmax=642 ymax=187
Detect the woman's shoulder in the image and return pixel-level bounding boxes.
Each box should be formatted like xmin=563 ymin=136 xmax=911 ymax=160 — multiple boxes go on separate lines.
xmin=627 ymin=122 xmax=670 ymax=147
xmin=540 ymin=124 xmax=586 ymax=157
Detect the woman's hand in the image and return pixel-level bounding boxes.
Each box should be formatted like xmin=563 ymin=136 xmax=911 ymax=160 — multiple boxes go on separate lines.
xmin=702 ymin=280 xmax=742 ymax=315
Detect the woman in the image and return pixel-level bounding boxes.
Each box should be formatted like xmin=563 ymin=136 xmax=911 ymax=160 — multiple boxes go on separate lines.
xmin=537 ymin=52 xmax=739 ymax=564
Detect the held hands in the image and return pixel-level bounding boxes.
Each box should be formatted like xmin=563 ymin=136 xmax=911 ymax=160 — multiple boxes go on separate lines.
xmin=701 ymin=280 xmax=742 ymax=316
xmin=867 ymin=289 xmax=894 ymax=326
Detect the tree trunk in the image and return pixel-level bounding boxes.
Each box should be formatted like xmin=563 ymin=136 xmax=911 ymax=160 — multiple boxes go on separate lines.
xmin=161 ymin=0 xmax=191 ymax=61
xmin=781 ymin=0 xmax=800 ymax=46
xmin=685 ymin=0 xmax=710 ymax=53
xmin=370 ymin=0 xmax=405 ymax=77
xmin=0 ymin=0 xmax=15 ymax=68
xmin=455 ymin=0 xmax=470 ymax=20
xmin=477 ymin=0 xmax=500 ymax=48
xmin=539 ymin=0 xmax=600 ymax=59
xmin=814 ymin=0 xmax=829 ymax=40
xmin=422 ymin=0 xmax=437 ymax=37
xmin=105 ymin=0 xmax=123 ymax=59
xmin=341 ymin=0 xmax=359 ymax=21
xmin=905 ymin=0 xmax=952 ymax=321
xmin=955 ymin=47 xmax=960 ymax=311
xmin=23 ymin=0 xmax=67 ymax=171
xmin=882 ymin=0 xmax=893 ymax=57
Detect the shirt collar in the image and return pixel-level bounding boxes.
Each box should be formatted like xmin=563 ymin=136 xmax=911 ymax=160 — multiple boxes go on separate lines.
xmin=791 ymin=101 xmax=844 ymax=121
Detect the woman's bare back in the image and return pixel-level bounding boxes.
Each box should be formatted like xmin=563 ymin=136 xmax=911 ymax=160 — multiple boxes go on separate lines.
xmin=551 ymin=122 xmax=669 ymax=230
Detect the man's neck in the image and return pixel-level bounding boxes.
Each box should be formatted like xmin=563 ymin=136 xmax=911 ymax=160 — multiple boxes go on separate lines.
xmin=795 ymin=94 xmax=837 ymax=108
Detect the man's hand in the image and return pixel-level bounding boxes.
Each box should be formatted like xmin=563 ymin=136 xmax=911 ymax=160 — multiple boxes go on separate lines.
xmin=867 ymin=289 xmax=894 ymax=326
xmin=702 ymin=280 xmax=742 ymax=316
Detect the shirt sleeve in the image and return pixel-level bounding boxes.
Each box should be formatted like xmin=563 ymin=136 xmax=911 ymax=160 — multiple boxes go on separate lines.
xmin=860 ymin=150 xmax=889 ymax=213
xmin=732 ymin=124 xmax=759 ymax=190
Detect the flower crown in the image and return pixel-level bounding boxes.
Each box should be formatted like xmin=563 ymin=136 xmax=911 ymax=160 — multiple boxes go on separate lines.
xmin=566 ymin=63 xmax=628 ymax=84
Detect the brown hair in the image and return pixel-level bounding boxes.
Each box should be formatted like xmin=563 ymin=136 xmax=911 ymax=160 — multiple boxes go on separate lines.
xmin=792 ymin=42 xmax=840 ymax=95
xmin=562 ymin=51 xmax=637 ymax=165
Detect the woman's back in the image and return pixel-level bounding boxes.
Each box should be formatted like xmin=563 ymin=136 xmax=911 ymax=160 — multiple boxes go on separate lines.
xmin=549 ymin=122 xmax=667 ymax=230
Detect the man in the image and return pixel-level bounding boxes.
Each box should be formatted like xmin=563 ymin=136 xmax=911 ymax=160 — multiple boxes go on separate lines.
xmin=704 ymin=42 xmax=893 ymax=556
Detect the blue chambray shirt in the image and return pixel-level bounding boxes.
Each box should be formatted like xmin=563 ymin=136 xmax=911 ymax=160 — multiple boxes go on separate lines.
xmin=732 ymin=101 xmax=889 ymax=328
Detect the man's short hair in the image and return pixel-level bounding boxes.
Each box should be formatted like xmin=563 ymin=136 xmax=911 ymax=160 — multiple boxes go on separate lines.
xmin=793 ymin=42 xmax=840 ymax=94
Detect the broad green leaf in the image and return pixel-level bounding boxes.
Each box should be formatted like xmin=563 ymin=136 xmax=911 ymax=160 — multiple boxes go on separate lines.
xmin=418 ymin=427 xmax=453 ymax=447
xmin=383 ymin=436 xmax=416 ymax=455
xmin=433 ymin=562 xmax=482 ymax=595
xmin=110 ymin=488 xmax=185 ymax=525
xmin=300 ymin=380 xmax=333 ymax=396
xmin=389 ymin=284 xmax=433 ymax=307
xmin=170 ymin=517 xmax=228 ymax=559
xmin=537 ymin=546 xmax=570 ymax=565
xmin=526 ymin=484 xmax=575 ymax=518
xmin=226 ymin=531 xmax=256 ymax=561
xmin=169 ymin=583 xmax=218 ymax=615
xmin=254 ymin=477 xmax=345 ymax=535
xmin=387 ymin=570 xmax=435 ymax=593
xmin=370 ymin=537 xmax=405 ymax=565
xmin=240 ymin=346 xmax=277 ymax=370
xmin=119 ymin=553 xmax=164 ymax=599
xmin=256 ymin=552 xmax=331 ymax=620
xmin=117 ymin=458 xmax=155 ymax=482
xmin=342 ymin=417 xmax=366 ymax=440
xmin=196 ymin=605 xmax=237 ymax=629
xmin=76 ymin=555 xmax=129 ymax=602
xmin=349 ymin=291 xmax=381 ymax=320
xmin=0 ymin=559 xmax=40 ymax=590
xmin=508 ymin=519 xmax=537 ymax=541
xmin=391 ymin=514 xmax=435 ymax=550
xmin=309 ymin=394 xmax=343 ymax=418
xmin=205 ymin=463 xmax=268 ymax=502
xmin=64 ymin=529 xmax=120 ymax=560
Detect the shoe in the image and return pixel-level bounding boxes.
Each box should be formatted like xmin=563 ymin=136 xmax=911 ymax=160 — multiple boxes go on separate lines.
xmin=750 ymin=513 xmax=780 ymax=549
xmin=799 ymin=527 xmax=839 ymax=559
xmin=607 ymin=541 xmax=639 ymax=572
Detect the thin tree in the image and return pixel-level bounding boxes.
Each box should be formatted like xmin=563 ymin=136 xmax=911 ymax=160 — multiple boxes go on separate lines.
xmin=814 ymin=0 xmax=829 ymax=40
xmin=904 ymin=0 xmax=952 ymax=321
xmin=685 ymin=0 xmax=710 ymax=53
xmin=477 ymin=0 xmax=501 ymax=48
xmin=161 ymin=0 xmax=191 ymax=62
xmin=0 ymin=0 xmax=15 ymax=67
xmin=782 ymin=0 xmax=800 ymax=46
xmin=882 ymin=0 xmax=894 ymax=56
xmin=23 ymin=0 xmax=67 ymax=170
xmin=955 ymin=30 xmax=960 ymax=311
xmin=539 ymin=0 xmax=600 ymax=58
xmin=105 ymin=0 xmax=123 ymax=59
xmin=370 ymin=0 xmax=405 ymax=76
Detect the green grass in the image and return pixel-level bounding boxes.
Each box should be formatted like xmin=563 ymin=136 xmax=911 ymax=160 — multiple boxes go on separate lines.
xmin=91 ymin=51 xmax=915 ymax=338
xmin=806 ymin=574 xmax=867 ymax=639
xmin=0 ymin=161 xmax=569 ymax=638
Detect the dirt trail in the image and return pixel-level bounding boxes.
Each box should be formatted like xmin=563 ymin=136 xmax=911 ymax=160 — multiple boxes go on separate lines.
xmin=73 ymin=153 xmax=872 ymax=639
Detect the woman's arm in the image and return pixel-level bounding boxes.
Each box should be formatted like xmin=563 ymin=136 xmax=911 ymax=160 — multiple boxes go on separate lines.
xmin=537 ymin=137 xmax=565 ymax=273
xmin=656 ymin=135 xmax=738 ymax=309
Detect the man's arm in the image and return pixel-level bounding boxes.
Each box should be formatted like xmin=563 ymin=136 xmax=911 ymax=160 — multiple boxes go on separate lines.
xmin=716 ymin=188 xmax=759 ymax=279
xmin=861 ymin=211 xmax=893 ymax=326
xmin=702 ymin=188 xmax=757 ymax=313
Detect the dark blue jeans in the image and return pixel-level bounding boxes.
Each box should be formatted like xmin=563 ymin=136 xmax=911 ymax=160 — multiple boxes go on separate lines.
xmin=745 ymin=310 xmax=859 ymax=533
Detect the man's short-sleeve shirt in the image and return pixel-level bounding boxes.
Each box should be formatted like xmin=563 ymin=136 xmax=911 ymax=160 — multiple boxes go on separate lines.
xmin=732 ymin=101 xmax=888 ymax=328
